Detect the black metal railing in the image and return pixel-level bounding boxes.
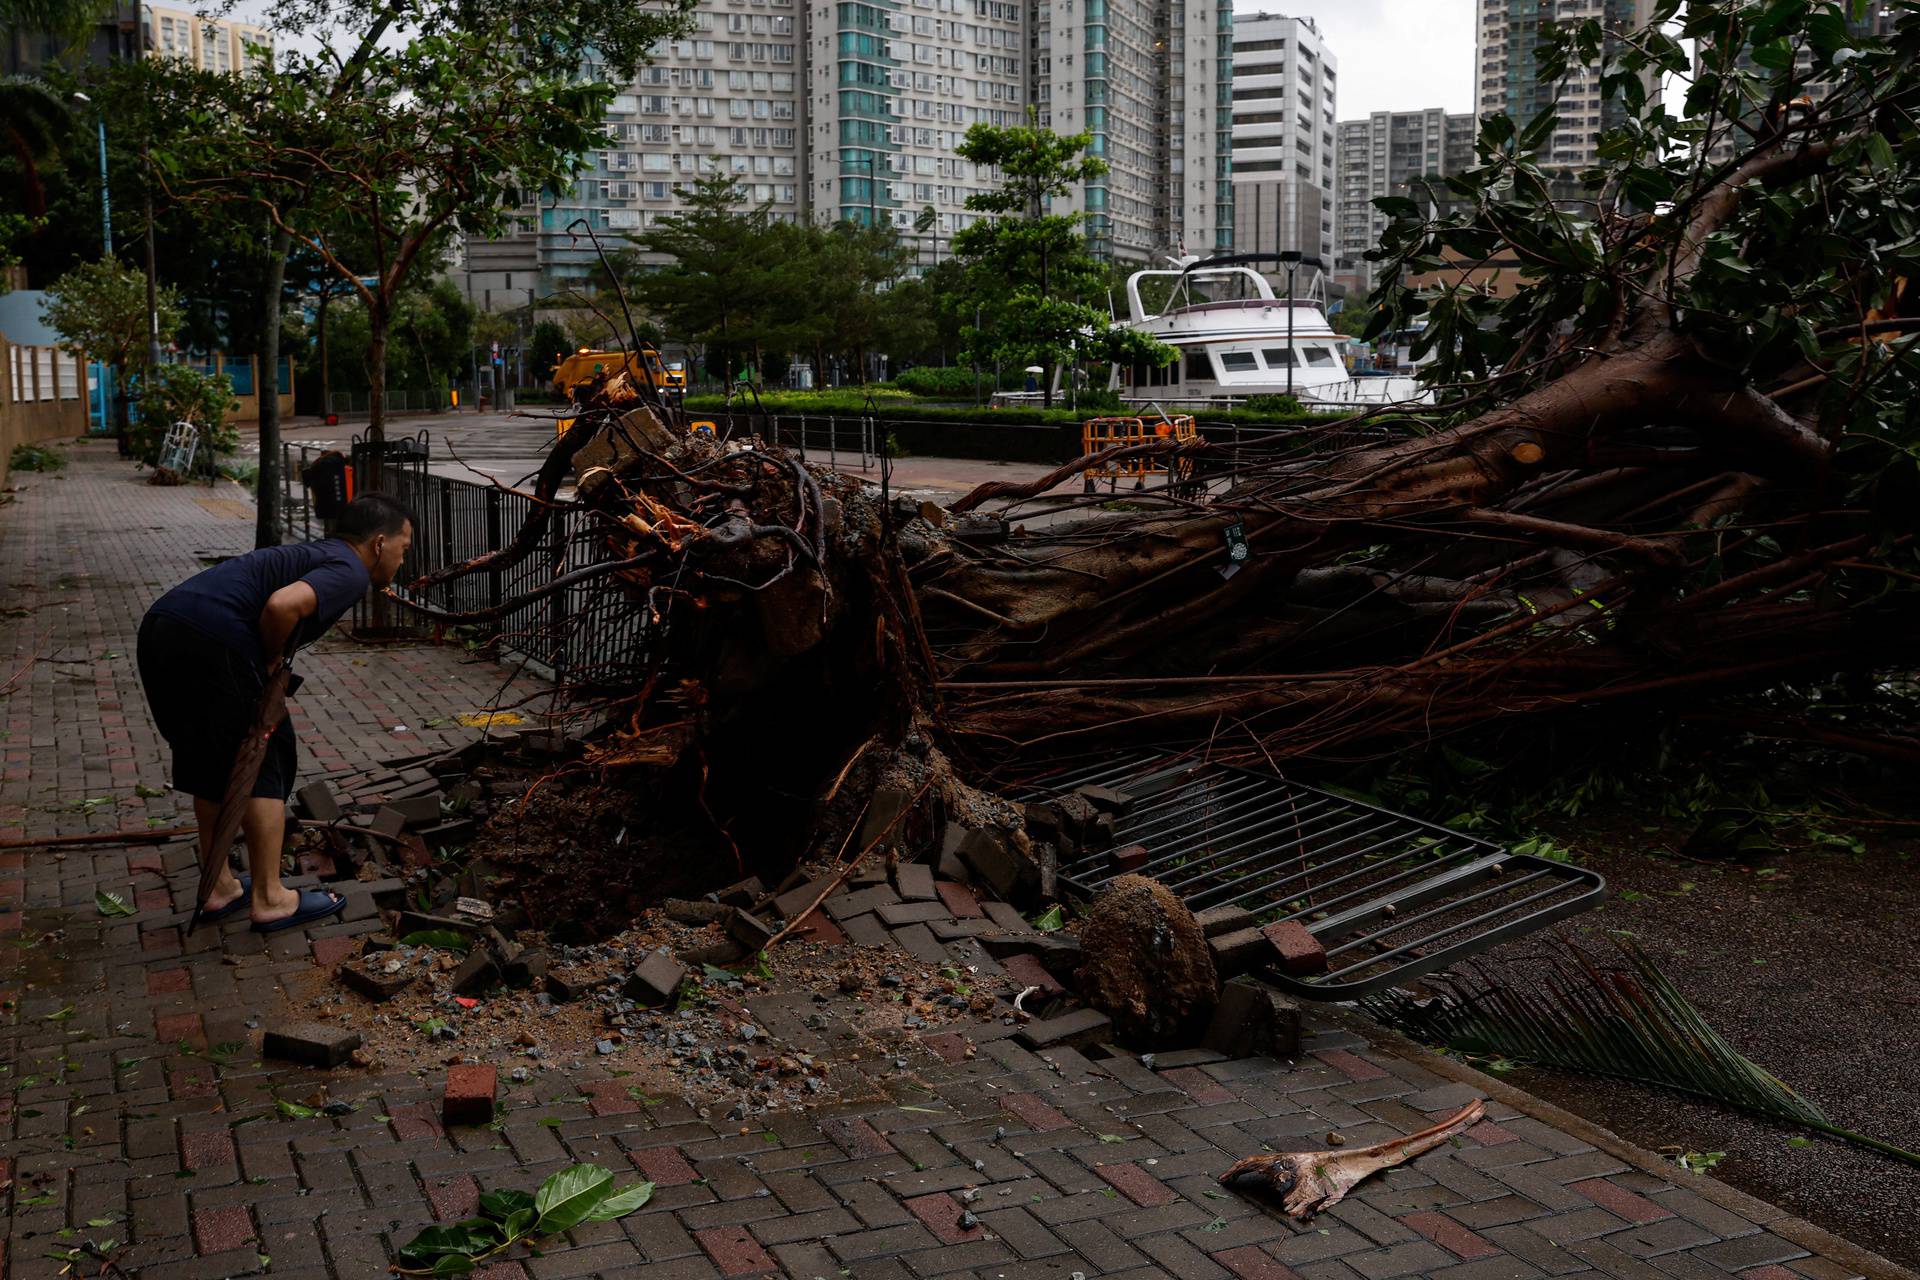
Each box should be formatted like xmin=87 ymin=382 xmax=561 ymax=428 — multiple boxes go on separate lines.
xmin=282 ymin=434 xmax=652 ymax=688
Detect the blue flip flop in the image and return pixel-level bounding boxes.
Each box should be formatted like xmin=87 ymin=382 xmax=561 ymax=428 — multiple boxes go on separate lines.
xmin=190 ymin=876 xmax=252 ymax=929
xmin=251 ymin=888 xmax=347 ymax=934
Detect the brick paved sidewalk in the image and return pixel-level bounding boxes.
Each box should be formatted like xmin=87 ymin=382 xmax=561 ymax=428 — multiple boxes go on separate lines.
xmin=0 ymin=444 xmax=1909 ymax=1280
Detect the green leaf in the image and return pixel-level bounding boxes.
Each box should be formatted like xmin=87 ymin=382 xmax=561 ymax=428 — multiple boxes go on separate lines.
xmin=478 ymin=1188 xmax=535 ymax=1221
xmin=503 ymin=1207 xmax=535 ymax=1240
xmin=275 ymin=1099 xmax=317 ymax=1119
xmin=433 ymin=1255 xmax=477 ymax=1276
xmin=1030 ymin=905 xmax=1064 ymax=932
xmin=44 ymin=1005 xmax=74 ymax=1021
xmin=394 ymin=1219 xmax=500 ymax=1267
xmin=95 ymin=890 xmax=136 ymax=917
xmin=584 ymin=1180 xmax=655 ymax=1221
xmin=533 ymin=1163 xmax=616 ymax=1234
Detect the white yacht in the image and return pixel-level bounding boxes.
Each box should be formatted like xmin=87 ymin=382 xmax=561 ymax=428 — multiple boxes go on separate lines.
xmin=1109 ymin=260 xmax=1430 ymax=409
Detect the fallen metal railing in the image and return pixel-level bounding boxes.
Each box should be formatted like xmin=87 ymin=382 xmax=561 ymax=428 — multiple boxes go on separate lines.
xmin=1035 ymin=751 xmax=1606 ymax=1000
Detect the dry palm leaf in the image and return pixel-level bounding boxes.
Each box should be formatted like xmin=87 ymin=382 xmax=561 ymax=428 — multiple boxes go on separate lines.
xmin=1363 ymin=937 xmax=1920 ymax=1168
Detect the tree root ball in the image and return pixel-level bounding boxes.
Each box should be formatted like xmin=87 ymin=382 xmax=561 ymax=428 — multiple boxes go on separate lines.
xmin=1073 ymin=875 xmax=1218 ymax=1050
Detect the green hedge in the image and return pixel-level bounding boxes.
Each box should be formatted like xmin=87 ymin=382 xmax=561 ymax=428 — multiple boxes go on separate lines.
xmin=683 ymin=390 xmax=1342 ymax=428
xmin=679 ymin=394 xmax=1393 ymax=466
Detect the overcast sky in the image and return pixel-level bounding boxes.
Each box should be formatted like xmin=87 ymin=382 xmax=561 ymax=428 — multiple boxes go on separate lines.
xmin=1235 ymin=1 xmax=1476 ymax=120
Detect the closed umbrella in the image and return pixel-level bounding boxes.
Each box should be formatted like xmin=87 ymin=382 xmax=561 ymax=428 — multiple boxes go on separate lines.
xmin=190 ymin=663 xmax=292 ymax=928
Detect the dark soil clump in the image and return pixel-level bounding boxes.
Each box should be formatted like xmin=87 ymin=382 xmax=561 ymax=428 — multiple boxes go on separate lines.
xmin=468 ymin=777 xmax=732 ymax=942
xmin=1075 ymin=874 xmax=1217 ymax=1048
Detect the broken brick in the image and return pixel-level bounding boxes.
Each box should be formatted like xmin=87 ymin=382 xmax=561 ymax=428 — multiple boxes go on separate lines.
xmin=893 ymin=862 xmax=937 ymax=902
xmin=1260 ymin=920 xmax=1328 ymax=976
xmin=443 ymin=1064 xmax=497 ymax=1126
xmin=624 ymin=949 xmax=687 ymax=1006
xmin=1201 ymin=976 xmax=1302 ymax=1059
xmin=261 ymin=1021 xmax=361 ymax=1068
xmin=1195 ymin=904 xmax=1256 ymax=938
xmin=450 ymin=946 xmax=502 ymax=996
xmin=709 ymin=876 xmax=765 ymax=908
xmin=935 ymin=880 xmax=983 ymax=918
xmin=545 ymin=970 xmax=606 ymax=1003
xmin=1015 ymin=1008 xmax=1112 ymax=1052
xmin=392 ymin=910 xmax=481 ymax=941
xmin=1207 ymin=927 xmax=1269 ymax=978
xmin=504 ymin=948 xmax=549 ymax=987
xmin=293 ymin=781 xmax=343 ymax=823
xmin=858 ymin=787 xmax=912 ymax=852
xmin=309 ymin=936 xmax=356 ymax=967
xmin=725 ymin=909 xmax=776 ymax=954
xmin=339 ymin=962 xmax=414 ymax=1003
xmin=1072 ymin=783 xmax=1136 ymax=815
xmin=1108 ymin=843 xmax=1150 ymax=874
xmin=1001 ymin=952 xmax=1065 ymax=996
xmin=961 ymin=828 xmax=1031 ymax=902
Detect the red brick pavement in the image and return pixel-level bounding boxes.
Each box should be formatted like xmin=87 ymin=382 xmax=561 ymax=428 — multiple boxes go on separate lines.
xmin=0 ymin=444 xmax=1900 ymax=1279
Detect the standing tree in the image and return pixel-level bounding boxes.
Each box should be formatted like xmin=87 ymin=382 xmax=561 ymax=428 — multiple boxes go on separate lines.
xmin=42 ymin=256 xmax=182 ymax=452
xmin=952 ymin=116 xmax=1170 ymax=405
xmin=123 ymin=0 xmax=696 ymax=544
xmin=527 ymin=319 xmax=573 ymax=392
xmin=630 ymin=174 xmax=796 ymax=385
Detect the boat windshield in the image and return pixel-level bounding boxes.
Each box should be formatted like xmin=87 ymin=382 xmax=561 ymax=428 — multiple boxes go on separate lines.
xmin=1135 ymin=267 xmax=1273 ymax=317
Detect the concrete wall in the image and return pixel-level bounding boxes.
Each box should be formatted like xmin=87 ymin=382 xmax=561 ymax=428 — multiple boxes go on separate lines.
xmin=0 ymin=335 xmax=87 ymax=487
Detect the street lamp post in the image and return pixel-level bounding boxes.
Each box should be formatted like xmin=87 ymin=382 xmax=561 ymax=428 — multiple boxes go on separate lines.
xmin=1278 ymin=250 xmax=1302 ymax=398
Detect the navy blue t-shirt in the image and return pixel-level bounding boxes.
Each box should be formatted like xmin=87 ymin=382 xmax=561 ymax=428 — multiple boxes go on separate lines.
xmin=147 ymin=539 xmax=370 ymax=667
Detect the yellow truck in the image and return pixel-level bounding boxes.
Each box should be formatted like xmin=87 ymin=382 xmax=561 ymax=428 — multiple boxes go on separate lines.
xmin=550 ymin=347 xmax=686 ymax=401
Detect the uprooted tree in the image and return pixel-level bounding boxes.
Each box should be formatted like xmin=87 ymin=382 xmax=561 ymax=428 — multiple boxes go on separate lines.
xmin=401 ymin=0 xmax=1920 ymax=883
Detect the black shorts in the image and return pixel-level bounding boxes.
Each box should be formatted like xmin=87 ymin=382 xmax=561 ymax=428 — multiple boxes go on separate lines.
xmin=136 ymin=612 xmax=296 ymax=803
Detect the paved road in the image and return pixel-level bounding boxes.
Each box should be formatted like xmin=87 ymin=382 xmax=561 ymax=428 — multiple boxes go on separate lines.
xmin=0 ymin=441 xmax=1907 ymax=1279
xmin=239 ymin=413 xmax=1067 ymax=509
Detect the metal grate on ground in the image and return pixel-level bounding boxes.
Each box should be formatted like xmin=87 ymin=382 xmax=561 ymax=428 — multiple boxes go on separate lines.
xmin=1032 ymin=752 xmax=1606 ymax=1000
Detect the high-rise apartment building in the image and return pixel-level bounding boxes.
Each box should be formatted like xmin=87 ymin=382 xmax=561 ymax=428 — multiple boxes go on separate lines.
xmin=5 ymin=3 xmax=271 ymax=76
xmin=468 ymin=9 xmax=806 ymax=298
xmin=473 ymin=0 xmax=1235 ymax=300
xmin=1474 ymin=0 xmax=1651 ymax=170
xmin=807 ymin=0 xmax=1026 ymax=243
xmin=1227 ymin=12 xmax=1334 ymax=266
xmin=146 ymin=5 xmax=272 ymax=75
xmin=1334 ymin=109 xmax=1473 ymax=293
xmin=1031 ymin=0 xmax=1233 ymax=262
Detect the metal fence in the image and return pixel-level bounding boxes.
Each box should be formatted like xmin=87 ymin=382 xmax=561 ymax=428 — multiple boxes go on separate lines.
xmin=282 ymin=434 xmax=653 ymax=688
xmin=326 ymin=388 xmax=454 ymax=417
xmin=685 ymin=409 xmax=879 ymax=472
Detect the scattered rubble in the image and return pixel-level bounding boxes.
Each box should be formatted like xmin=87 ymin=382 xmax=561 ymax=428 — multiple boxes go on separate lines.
xmin=273 ymin=731 xmax=1315 ymax=1126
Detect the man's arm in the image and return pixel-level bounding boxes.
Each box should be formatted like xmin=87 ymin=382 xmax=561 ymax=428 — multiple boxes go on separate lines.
xmin=258 ymin=581 xmax=319 ymax=669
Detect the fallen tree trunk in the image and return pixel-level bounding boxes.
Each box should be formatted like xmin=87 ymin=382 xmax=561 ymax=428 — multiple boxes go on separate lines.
xmin=388 ymin=23 xmax=1920 ymax=868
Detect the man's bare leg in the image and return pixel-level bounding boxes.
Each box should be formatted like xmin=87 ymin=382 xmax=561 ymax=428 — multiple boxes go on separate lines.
xmin=196 ymin=796 xmax=245 ymax=912
xmin=241 ymin=797 xmax=302 ymax=923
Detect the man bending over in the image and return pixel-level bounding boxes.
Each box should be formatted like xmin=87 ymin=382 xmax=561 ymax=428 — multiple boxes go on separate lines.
xmin=137 ymin=493 xmax=414 ymax=932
